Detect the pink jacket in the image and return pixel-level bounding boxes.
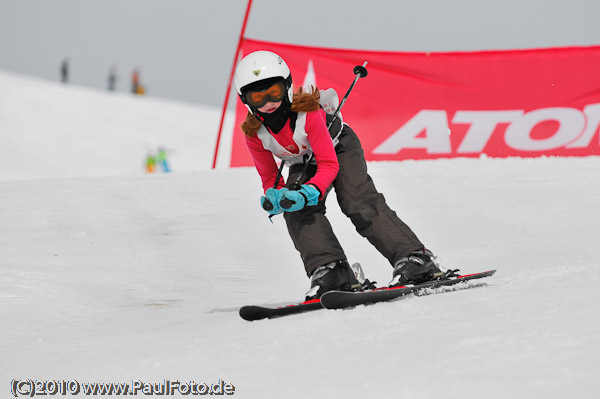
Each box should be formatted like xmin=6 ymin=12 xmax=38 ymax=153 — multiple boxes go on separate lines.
xmin=245 ymin=109 xmax=339 ymax=198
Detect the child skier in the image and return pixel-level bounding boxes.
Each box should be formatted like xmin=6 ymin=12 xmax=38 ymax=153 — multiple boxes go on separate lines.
xmin=234 ymin=50 xmax=443 ymax=299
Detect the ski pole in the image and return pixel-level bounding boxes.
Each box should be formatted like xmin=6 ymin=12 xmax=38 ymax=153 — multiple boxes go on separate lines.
xmin=263 ymin=63 xmax=367 ymax=212
xmin=279 ymin=62 xmax=368 ymax=209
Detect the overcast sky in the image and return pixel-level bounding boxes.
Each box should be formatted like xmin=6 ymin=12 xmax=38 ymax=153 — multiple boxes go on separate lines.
xmin=1 ymin=0 xmax=599 ymax=106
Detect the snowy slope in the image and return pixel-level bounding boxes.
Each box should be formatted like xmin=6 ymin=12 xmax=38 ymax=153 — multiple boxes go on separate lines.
xmin=0 ymin=70 xmax=228 ymax=180
xmin=1 ymin=71 xmax=599 ymax=399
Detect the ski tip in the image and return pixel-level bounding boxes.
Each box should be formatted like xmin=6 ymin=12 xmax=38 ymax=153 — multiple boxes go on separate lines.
xmin=239 ymin=305 xmax=264 ymax=322
xmin=239 ymin=300 xmax=323 ymax=321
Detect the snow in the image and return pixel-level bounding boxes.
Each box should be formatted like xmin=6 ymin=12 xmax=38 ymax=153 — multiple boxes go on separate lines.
xmin=1 ymin=70 xmax=599 ymax=398
xmin=0 ymin=70 xmax=229 ymax=180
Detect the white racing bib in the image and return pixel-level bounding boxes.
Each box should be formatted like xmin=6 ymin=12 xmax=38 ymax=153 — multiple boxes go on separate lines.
xmin=256 ymin=112 xmax=312 ymax=165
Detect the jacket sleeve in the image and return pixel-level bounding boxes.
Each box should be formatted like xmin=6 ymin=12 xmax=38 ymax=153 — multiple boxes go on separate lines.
xmin=245 ymin=134 xmax=286 ymax=193
xmin=304 ymin=109 xmax=339 ymax=197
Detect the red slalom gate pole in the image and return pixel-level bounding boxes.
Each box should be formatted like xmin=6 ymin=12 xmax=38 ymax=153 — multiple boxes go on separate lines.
xmin=212 ymin=0 xmax=253 ymax=169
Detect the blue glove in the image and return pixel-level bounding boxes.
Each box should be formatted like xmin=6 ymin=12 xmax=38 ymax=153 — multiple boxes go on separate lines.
xmin=261 ymin=188 xmax=285 ymax=216
xmin=279 ymin=185 xmax=320 ymax=212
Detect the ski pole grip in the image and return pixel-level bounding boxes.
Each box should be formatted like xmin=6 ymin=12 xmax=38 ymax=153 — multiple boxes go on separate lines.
xmin=262 ymin=199 xmax=274 ymax=211
xmin=279 ymin=197 xmax=295 ymax=209
xmin=279 ymin=182 xmax=301 ymax=209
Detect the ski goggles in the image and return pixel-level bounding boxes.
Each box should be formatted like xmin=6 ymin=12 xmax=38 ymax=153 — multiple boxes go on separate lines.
xmin=244 ymin=81 xmax=287 ymax=108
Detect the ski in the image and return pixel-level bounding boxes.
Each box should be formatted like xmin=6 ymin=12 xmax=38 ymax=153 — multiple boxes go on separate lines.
xmin=239 ymin=299 xmax=323 ymax=321
xmin=239 ymin=262 xmax=373 ymax=321
xmin=320 ymin=269 xmax=497 ymax=310
xmin=240 ymin=270 xmax=496 ymax=320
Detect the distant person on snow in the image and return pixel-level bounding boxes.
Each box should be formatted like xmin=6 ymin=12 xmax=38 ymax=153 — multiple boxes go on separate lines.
xmin=145 ymin=154 xmax=156 ymax=173
xmin=131 ymin=69 xmax=146 ymax=95
xmin=60 ymin=58 xmax=69 ymax=83
xmin=157 ymin=147 xmax=171 ymax=172
xmin=108 ymin=65 xmax=117 ymax=91
xmin=234 ymin=50 xmax=445 ymax=300
xmin=131 ymin=69 xmax=140 ymax=94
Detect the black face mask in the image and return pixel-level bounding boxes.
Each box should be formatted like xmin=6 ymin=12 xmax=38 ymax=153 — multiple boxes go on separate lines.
xmin=255 ymin=96 xmax=295 ymax=134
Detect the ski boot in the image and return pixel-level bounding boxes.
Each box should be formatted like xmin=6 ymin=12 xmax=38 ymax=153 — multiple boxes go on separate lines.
xmin=389 ymin=248 xmax=446 ymax=287
xmin=305 ymin=260 xmax=373 ymax=301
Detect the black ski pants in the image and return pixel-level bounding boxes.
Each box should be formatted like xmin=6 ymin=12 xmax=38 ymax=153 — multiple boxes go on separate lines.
xmin=283 ymin=122 xmax=424 ymax=277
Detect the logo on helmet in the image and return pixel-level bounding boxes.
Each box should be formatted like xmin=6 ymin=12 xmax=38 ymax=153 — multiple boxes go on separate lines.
xmin=252 ymin=69 xmax=261 ymax=76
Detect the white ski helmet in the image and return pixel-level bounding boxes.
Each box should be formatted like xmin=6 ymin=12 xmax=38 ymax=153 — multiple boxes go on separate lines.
xmin=234 ymin=50 xmax=293 ymax=111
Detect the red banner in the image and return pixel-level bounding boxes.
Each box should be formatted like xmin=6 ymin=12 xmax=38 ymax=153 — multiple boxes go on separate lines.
xmin=229 ymin=39 xmax=600 ymax=167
